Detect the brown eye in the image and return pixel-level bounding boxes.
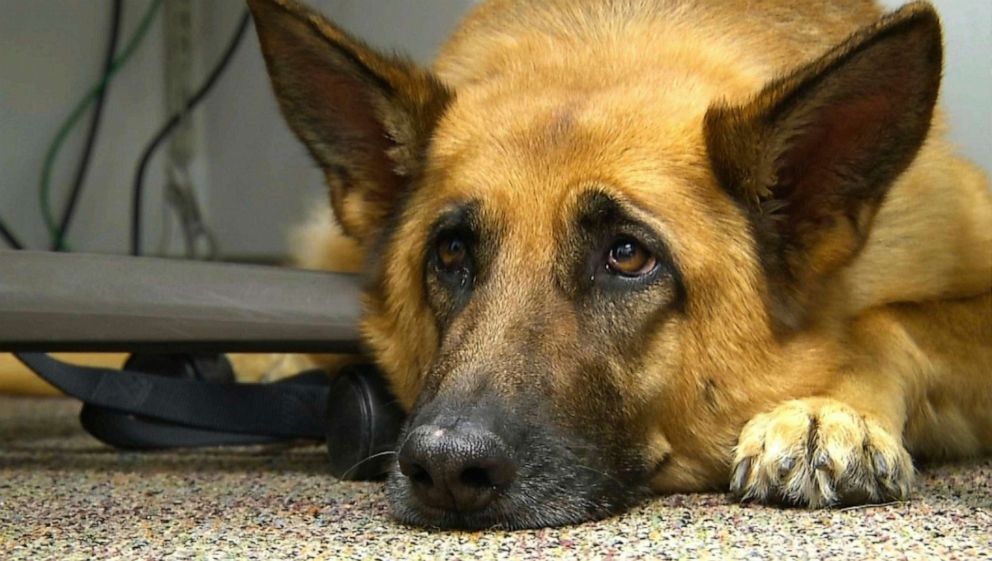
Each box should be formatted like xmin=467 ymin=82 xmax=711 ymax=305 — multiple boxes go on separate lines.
xmin=606 ymin=238 xmax=656 ymax=277
xmin=437 ymin=236 xmax=468 ymax=270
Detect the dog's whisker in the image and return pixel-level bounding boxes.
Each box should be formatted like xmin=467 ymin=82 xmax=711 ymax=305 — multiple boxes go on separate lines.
xmin=573 ymin=463 xmax=625 ymax=489
xmin=339 ymin=450 xmax=398 ymax=480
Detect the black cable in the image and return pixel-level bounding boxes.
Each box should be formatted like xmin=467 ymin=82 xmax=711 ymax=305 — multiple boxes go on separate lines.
xmin=54 ymin=0 xmax=123 ymax=251
xmin=0 ymin=215 xmax=25 ymax=250
xmin=131 ymin=10 xmax=251 ymax=256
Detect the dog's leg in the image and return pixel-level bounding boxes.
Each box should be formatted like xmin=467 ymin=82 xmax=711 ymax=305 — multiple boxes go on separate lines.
xmin=226 ymin=353 xmax=318 ymax=382
xmin=731 ymin=293 xmax=992 ymax=507
xmin=731 ymin=307 xmax=923 ymax=507
xmin=227 ymin=352 xmax=367 ymax=382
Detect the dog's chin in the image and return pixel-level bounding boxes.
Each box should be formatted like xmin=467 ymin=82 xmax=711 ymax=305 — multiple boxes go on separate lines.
xmin=385 ymin=461 xmax=648 ymax=530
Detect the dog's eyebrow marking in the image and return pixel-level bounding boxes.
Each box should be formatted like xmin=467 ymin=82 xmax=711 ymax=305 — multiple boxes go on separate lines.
xmin=575 ymin=189 xmax=668 ymax=231
xmin=428 ymin=200 xmax=481 ymax=240
xmin=576 ymin=190 xmax=619 ymax=225
xmin=574 ymin=189 xmax=650 ymax=233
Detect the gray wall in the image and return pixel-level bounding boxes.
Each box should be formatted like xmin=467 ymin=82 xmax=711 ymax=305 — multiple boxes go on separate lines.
xmin=2 ymin=0 xmax=988 ymax=259
xmin=0 ymin=0 xmax=473 ymax=257
xmin=3 ymin=0 xmax=173 ymax=254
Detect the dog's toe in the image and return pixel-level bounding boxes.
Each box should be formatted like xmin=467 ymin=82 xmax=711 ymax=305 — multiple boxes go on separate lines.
xmin=731 ymin=398 xmax=914 ymax=508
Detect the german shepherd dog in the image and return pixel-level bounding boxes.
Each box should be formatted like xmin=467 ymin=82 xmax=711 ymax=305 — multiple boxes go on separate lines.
xmin=244 ymin=0 xmax=991 ymax=529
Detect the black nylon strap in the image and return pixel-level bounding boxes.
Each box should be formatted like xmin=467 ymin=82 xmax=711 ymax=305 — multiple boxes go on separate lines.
xmin=79 ymin=404 xmax=286 ymax=449
xmin=15 ymin=353 xmax=329 ymax=441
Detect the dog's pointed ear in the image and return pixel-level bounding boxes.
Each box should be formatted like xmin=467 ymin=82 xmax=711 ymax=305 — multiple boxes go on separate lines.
xmin=704 ymin=2 xmax=942 ymax=330
xmin=248 ymin=0 xmax=451 ymax=240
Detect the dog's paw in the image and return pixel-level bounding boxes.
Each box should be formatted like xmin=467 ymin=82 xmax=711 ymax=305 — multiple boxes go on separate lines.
xmin=226 ymin=353 xmax=316 ymax=382
xmin=730 ymin=398 xmax=913 ymax=508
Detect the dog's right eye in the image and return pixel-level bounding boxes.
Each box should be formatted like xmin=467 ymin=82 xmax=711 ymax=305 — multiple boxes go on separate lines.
xmin=436 ymin=236 xmax=468 ymax=271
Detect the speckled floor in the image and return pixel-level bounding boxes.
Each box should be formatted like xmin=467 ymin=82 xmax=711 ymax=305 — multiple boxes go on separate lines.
xmin=1 ymin=396 xmax=989 ymax=560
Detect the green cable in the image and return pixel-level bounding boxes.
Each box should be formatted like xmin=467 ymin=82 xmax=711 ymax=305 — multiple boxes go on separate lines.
xmin=39 ymin=0 xmax=163 ymax=248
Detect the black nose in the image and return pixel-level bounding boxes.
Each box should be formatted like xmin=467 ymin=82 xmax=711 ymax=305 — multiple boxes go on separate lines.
xmin=398 ymin=422 xmax=516 ymax=512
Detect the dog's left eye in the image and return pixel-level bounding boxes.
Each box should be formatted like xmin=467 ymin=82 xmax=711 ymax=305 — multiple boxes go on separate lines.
xmin=606 ymin=238 xmax=657 ymax=277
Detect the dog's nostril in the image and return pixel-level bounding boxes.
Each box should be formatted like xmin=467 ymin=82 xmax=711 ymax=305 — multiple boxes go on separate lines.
xmin=399 ymin=459 xmax=434 ymax=487
xmin=409 ymin=464 xmax=433 ymax=487
xmin=460 ymin=466 xmax=494 ymax=489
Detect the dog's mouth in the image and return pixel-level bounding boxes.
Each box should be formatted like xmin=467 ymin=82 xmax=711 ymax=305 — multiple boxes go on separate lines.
xmin=383 ymin=411 xmax=649 ymax=530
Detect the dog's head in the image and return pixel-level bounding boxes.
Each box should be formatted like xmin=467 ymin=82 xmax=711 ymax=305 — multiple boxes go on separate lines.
xmin=248 ymin=0 xmax=941 ymax=528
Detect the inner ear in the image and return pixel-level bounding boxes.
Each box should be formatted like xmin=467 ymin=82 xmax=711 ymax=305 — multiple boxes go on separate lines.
xmin=248 ymin=0 xmax=451 ymax=240
xmin=704 ymin=2 xmax=943 ymax=329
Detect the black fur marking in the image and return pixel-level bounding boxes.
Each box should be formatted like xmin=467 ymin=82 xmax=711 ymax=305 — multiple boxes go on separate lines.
xmin=387 ymin=389 xmax=649 ymax=529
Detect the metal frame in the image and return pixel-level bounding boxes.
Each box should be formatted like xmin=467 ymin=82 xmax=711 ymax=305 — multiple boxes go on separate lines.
xmin=0 ymin=251 xmax=363 ymax=353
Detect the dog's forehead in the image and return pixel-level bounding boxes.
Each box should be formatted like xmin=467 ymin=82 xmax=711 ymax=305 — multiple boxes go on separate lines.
xmin=424 ymin=88 xmax=716 ymax=235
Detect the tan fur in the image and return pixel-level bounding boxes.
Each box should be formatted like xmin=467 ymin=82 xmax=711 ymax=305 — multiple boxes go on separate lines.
xmin=248 ymin=0 xmax=991 ymax=516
